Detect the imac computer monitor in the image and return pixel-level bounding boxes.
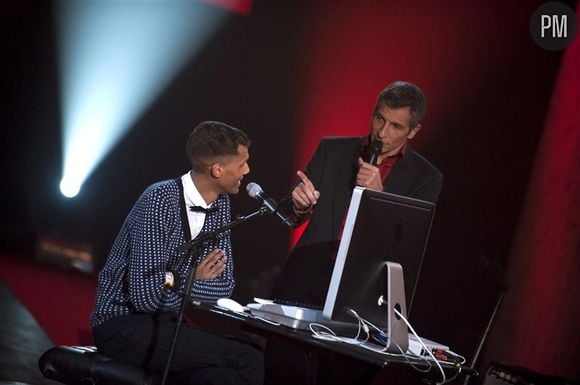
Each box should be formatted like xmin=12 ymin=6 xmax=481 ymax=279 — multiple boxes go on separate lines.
xmin=323 ymin=187 xmax=436 ymax=331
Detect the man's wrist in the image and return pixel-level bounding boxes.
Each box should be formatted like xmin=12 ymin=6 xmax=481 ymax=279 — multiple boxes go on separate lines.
xmin=164 ymin=272 xmax=175 ymax=288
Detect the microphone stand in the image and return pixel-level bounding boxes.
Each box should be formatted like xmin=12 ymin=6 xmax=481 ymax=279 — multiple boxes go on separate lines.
xmin=160 ymin=207 xmax=267 ymax=385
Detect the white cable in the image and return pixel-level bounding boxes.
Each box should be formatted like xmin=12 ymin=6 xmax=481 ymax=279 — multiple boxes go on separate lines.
xmin=358 ymin=339 xmax=433 ymax=374
xmin=309 ymin=322 xmax=366 ymax=344
xmin=349 ymin=310 xmax=433 ymax=369
xmin=304 ymin=307 xmax=456 ymax=384
xmin=445 ymin=350 xmax=466 ymax=364
xmin=345 ymin=309 xmax=371 ymax=343
xmin=309 ymin=322 xmax=338 ymax=340
xmin=367 ymin=330 xmax=433 ymax=373
xmin=394 ymin=307 xmax=446 ymax=385
xmin=314 ymin=309 xmax=434 ymax=374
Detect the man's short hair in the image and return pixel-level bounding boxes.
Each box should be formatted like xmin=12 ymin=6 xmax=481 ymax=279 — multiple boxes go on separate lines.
xmin=186 ymin=121 xmax=251 ymax=172
xmin=377 ymin=81 xmax=426 ymax=128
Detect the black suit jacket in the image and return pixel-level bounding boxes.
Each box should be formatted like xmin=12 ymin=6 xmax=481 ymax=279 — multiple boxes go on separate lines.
xmin=283 ymin=136 xmax=443 ymax=249
xmin=274 ymin=136 xmax=443 ymax=306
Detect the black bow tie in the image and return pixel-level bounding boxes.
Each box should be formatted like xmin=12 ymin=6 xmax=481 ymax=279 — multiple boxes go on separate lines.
xmin=189 ymin=205 xmax=218 ymax=213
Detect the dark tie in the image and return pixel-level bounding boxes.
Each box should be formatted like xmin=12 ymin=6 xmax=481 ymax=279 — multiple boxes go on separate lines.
xmin=189 ymin=205 xmax=218 ymax=213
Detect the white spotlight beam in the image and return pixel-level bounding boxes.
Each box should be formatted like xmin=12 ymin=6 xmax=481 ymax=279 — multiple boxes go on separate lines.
xmin=57 ymin=0 xmax=228 ymax=197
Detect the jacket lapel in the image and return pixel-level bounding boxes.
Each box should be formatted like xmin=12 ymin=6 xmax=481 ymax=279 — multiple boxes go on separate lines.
xmin=383 ymin=147 xmax=414 ymax=195
xmin=332 ymin=138 xmax=364 ymax=233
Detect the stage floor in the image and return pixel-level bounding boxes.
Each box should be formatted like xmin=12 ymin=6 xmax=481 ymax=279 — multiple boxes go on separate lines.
xmin=0 ymin=280 xmax=60 ymax=385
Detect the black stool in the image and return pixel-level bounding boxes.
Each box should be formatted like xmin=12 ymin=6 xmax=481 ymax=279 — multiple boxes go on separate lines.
xmin=38 ymin=346 xmax=155 ymax=385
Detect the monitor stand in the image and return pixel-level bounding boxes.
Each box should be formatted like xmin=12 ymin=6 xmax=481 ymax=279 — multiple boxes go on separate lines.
xmin=247 ymin=263 xmax=409 ymax=353
xmin=380 ymin=262 xmax=409 ymax=353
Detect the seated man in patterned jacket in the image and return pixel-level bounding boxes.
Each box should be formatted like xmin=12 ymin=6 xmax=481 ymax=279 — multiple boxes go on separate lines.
xmin=90 ymin=121 xmax=263 ymax=385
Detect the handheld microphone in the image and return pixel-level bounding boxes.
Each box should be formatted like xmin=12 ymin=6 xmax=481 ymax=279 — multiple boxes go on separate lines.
xmin=365 ymin=139 xmax=383 ymax=166
xmin=246 ymin=182 xmax=294 ymax=228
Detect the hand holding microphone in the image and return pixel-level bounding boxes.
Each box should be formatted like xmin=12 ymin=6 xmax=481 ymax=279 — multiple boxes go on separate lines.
xmin=357 ymin=139 xmax=383 ymax=190
xmin=364 ymin=139 xmax=383 ymax=166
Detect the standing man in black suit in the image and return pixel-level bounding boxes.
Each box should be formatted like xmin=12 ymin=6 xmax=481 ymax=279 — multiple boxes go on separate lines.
xmin=266 ymin=81 xmax=443 ymax=385
xmin=273 ymin=80 xmax=443 ymax=308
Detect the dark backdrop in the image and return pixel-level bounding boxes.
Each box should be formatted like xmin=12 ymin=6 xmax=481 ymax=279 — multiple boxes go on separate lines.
xmin=1 ymin=0 xmax=301 ymax=300
xmin=1 ymin=0 xmax=577 ymax=382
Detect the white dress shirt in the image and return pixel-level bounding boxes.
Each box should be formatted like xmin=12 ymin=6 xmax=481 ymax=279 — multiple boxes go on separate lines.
xmin=181 ymin=171 xmax=214 ymax=240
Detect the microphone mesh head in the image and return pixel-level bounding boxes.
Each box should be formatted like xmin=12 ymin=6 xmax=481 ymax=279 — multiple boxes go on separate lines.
xmin=246 ymin=182 xmax=263 ymax=198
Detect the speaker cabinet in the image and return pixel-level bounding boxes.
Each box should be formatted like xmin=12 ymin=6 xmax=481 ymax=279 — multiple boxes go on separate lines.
xmin=483 ymin=362 xmax=573 ymax=385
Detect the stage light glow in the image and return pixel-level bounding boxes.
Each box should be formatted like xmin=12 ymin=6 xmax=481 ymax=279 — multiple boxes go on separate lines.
xmin=59 ymin=178 xmax=81 ymax=198
xmin=56 ymin=0 xmax=228 ymax=198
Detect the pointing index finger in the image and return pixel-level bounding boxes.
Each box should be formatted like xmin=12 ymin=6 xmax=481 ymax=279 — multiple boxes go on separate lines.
xmin=297 ymin=170 xmax=311 ymax=186
xmin=296 ymin=170 xmax=320 ymax=203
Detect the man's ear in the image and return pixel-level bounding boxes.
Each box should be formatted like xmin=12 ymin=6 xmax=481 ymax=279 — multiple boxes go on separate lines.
xmin=407 ymin=124 xmax=421 ymax=140
xmin=210 ymin=163 xmax=222 ymax=178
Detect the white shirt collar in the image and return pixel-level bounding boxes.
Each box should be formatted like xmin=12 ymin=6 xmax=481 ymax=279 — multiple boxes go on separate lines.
xmin=181 ymin=171 xmax=210 ymax=209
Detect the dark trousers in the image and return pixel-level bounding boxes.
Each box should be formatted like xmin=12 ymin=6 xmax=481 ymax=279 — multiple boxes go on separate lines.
xmin=93 ymin=313 xmax=264 ymax=385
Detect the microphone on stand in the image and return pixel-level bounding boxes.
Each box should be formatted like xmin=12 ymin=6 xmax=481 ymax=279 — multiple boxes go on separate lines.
xmin=246 ymin=182 xmax=294 ymax=228
xmin=364 ymin=139 xmax=383 ymax=166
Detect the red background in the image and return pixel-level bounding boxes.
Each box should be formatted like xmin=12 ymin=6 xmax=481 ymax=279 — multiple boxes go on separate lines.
xmin=1 ymin=0 xmax=578 ymax=382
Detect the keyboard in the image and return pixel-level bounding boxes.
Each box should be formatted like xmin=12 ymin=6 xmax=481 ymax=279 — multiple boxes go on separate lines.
xmin=248 ymin=302 xmax=323 ymax=329
xmin=247 ymin=300 xmax=360 ymax=335
xmin=271 ymin=298 xmax=323 ymax=310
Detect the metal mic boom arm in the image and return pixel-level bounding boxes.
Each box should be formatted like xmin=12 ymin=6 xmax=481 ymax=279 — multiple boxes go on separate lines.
xmin=178 ymin=207 xmax=267 ymax=253
xmin=162 ymin=206 xmax=266 ymax=385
